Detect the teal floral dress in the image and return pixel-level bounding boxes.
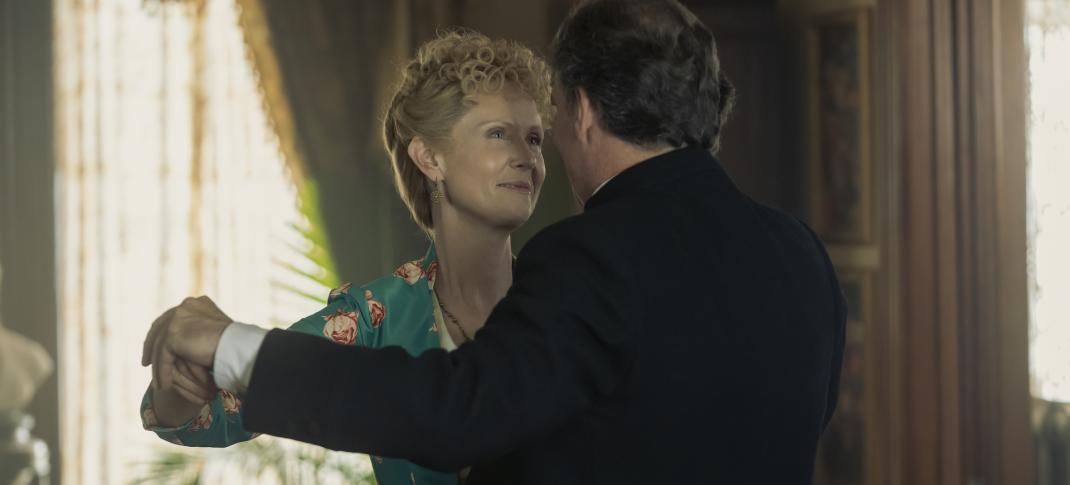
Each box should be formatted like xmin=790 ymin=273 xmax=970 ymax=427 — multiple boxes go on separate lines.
xmin=140 ymin=244 xmax=466 ymax=485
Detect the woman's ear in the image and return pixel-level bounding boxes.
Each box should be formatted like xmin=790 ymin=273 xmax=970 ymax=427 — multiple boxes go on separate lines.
xmin=407 ymin=136 xmax=444 ymax=181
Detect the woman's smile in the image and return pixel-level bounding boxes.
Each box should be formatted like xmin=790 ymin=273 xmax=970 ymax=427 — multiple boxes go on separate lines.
xmin=497 ymin=180 xmax=533 ymax=194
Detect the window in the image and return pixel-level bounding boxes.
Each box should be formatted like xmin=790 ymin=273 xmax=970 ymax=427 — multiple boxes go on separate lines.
xmin=1027 ymin=0 xmax=1070 ymax=404
xmin=54 ymin=0 xmax=366 ymax=482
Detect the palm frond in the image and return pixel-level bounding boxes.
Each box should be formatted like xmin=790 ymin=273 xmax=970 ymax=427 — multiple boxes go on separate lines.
xmin=128 ymin=447 xmax=206 ymax=485
xmin=137 ymin=180 xmax=374 ymax=484
xmin=270 ymin=280 xmax=329 ymax=306
xmin=132 ymin=438 xmax=375 ymax=484
xmin=281 ymin=179 xmax=340 ymax=300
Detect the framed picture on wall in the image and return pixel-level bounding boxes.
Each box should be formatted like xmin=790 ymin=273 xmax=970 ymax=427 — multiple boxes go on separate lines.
xmin=807 ymin=9 xmax=873 ymax=244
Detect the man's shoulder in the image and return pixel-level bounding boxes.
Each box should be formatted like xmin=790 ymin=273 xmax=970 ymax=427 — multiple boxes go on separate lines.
xmin=518 ymin=194 xmax=669 ymax=263
xmin=559 ymin=193 xmax=667 ymax=231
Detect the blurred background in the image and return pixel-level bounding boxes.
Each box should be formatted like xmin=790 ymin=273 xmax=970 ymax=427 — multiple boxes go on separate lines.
xmin=0 ymin=0 xmax=1066 ymax=483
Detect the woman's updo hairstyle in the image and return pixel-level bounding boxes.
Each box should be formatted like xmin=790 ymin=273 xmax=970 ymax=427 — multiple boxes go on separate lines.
xmin=383 ymin=30 xmax=553 ymax=234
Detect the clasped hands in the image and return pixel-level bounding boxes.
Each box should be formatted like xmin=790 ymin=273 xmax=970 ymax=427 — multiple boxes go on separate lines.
xmin=141 ymin=296 xmax=234 ymax=404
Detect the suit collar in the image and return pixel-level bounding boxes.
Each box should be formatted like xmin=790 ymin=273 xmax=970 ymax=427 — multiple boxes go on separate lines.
xmin=583 ymin=146 xmax=720 ymax=211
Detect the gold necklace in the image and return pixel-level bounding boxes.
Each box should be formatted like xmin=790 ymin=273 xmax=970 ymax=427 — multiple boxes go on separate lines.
xmin=435 ymin=289 xmax=472 ymax=342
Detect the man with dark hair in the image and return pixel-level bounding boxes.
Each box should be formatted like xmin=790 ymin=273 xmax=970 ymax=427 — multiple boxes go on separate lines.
xmin=144 ymin=1 xmax=845 ymax=483
xmin=552 ymin=0 xmax=736 ymax=153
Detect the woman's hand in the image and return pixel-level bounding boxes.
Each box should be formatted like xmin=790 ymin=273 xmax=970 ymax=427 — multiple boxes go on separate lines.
xmin=150 ymin=359 xmax=219 ymax=428
xmin=143 ymin=295 xmax=233 ymax=428
xmin=142 ymin=296 xmax=233 ymax=392
xmin=170 ymin=359 xmax=218 ymax=405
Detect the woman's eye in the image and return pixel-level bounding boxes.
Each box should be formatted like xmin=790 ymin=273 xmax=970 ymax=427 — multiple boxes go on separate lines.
xmin=489 ymin=129 xmax=506 ymax=139
xmin=528 ymin=135 xmax=542 ymax=146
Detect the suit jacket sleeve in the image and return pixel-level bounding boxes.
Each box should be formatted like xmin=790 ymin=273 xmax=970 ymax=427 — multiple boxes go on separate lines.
xmin=242 ymin=222 xmax=641 ymax=471
xmin=797 ymin=218 xmax=848 ymax=429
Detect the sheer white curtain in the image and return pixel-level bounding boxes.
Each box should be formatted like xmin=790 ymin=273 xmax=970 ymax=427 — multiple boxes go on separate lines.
xmin=1027 ymin=0 xmax=1070 ymax=404
xmin=54 ymin=0 xmax=342 ymax=482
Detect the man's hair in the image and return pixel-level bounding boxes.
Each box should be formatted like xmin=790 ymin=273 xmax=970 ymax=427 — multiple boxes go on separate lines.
xmin=551 ymin=0 xmax=735 ymax=153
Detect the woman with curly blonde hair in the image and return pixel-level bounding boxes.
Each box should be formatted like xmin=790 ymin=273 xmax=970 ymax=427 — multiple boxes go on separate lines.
xmin=139 ymin=30 xmax=552 ymax=485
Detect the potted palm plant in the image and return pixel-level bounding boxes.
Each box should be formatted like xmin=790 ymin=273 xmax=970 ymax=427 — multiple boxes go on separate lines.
xmin=132 ymin=182 xmax=376 ymax=484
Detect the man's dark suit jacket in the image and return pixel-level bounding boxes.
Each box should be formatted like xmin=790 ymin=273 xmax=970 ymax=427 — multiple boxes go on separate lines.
xmin=243 ymin=146 xmax=846 ymax=484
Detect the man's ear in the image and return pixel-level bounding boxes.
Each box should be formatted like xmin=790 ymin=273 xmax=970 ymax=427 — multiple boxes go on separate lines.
xmin=574 ymin=87 xmax=598 ymax=146
xmin=407 ymin=136 xmax=444 ymax=181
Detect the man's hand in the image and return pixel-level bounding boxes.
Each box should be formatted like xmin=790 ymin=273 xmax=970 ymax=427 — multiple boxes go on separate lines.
xmin=171 ymin=359 xmax=219 ymax=404
xmin=148 ymin=359 xmax=220 ymax=428
xmin=141 ymin=296 xmax=233 ymax=392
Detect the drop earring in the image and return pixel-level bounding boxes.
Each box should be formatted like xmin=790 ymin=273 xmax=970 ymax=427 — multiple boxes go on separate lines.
xmin=430 ymin=180 xmax=445 ymax=205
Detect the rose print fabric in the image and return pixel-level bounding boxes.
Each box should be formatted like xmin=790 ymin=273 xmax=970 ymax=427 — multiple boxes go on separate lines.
xmin=322 ymin=308 xmax=359 ymax=345
xmin=140 ymin=244 xmax=461 ymax=485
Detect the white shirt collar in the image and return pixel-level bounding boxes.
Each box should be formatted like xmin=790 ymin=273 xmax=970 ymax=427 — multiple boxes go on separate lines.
xmin=590 ymin=175 xmax=616 ymax=198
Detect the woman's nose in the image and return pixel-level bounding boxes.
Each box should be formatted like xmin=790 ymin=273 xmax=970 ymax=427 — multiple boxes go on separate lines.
xmin=510 ymin=141 xmax=538 ymax=170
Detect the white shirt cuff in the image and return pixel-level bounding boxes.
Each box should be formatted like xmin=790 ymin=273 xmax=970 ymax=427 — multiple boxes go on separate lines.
xmin=213 ymin=322 xmax=268 ymax=394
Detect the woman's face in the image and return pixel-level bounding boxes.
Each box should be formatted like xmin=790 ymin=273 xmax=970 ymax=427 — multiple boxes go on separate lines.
xmin=438 ymin=83 xmax=546 ymax=231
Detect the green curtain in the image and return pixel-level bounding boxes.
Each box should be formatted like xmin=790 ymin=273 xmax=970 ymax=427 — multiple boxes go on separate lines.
xmin=238 ymin=0 xmax=456 ymax=284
